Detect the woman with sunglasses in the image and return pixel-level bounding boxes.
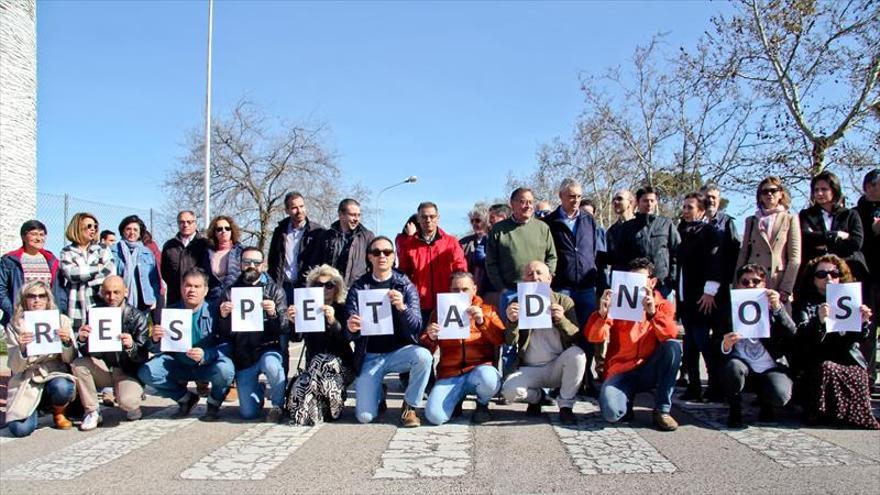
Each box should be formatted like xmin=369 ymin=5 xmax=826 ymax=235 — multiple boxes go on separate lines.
xmin=345 ymin=236 xmax=430 ymax=427
xmin=285 ymin=264 xmax=355 ymax=425
xmin=204 ymin=215 xmax=244 ymax=316
xmin=59 ymin=212 xmax=116 ymax=330
xmin=113 ymin=215 xmax=160 ymax=317
xmin=793 ymin=254 xmax=877 ymax=429
xmin=736 ymin=177 xmax=801 ymax=309
xmin=4 ymin=281 xmax=77 ymax=436
xmin=798 ymin=170 xmax=868 ymax=283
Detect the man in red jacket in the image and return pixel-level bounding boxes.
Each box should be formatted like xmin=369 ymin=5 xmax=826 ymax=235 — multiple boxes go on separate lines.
xmin=398 ymin=201 xmax=468 ymax=324
xmin=584 ymin=258 xmax=682 ymax=431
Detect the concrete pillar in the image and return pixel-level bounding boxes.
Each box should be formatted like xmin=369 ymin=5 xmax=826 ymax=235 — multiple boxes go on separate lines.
xmin=0 ymin=0 xmax=38 ymax=254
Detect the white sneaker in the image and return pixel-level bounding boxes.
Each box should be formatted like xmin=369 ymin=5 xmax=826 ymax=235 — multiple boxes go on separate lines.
xmin=126 ymin=408 xmax=142 ymax=421
xmin=80 ymin=410 xmax=102 ymax=431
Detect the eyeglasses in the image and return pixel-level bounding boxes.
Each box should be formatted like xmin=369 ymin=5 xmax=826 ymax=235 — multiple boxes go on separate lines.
xmin=241 ymin=258 xmax=262 ymax=266
xmin=315 ymin=280 xmax=337 ymax=289
xmin=369 ymin=249 xmax=394 ymax=257
xmin=470 ymin=218 xmax=483 ymax=225
xmin=738 ymin=277 xmax=764 ymax=288
xmin=178 ymin=219 xmax=195 ymax=225
xmin=83 ymin=223 xmax=98 ymax=230
xmin=760 ymin=187 xmax=781 ymax=195
xmin=612 ymin=196 xmax=624 ymax=202
xmin=814 ymin=269 xmax=841 ymax=279
xmin=25 ymin=293 xmax=48 ymax=300
xmin=215 ymin=226 xmax=232 ymax=232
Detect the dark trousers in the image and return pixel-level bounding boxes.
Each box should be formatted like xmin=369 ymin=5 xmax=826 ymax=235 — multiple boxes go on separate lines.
xmin=680 ymin=304 xmax=720 ymax=393
xmin=723 ymin=358 xmax=792 ymax=408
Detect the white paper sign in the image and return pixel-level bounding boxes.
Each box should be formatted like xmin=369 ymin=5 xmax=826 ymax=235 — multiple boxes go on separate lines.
xmin=826 ymin=282 xmax=862 ymax=333
xmin=88 ymin=307 xmax=122 ymax=353
xmin=608 ymin=271 xmax=648 ymax=322
xmin=23 ymin=310 xmax=63 ymax=356
xmin=294 ymin=287 xmax=326 ymax=333
xmin=517 ymin=282 xmax=553 ymax=329
xmin=437 ymin=292 xmax=471 ymax=339
xmin=358 ymin=289 xmax=393 ymax=336
xmin=160 ymin=308 xmax=192 ymax=352
xmin=730 ymin=288 xmax=770 ymax=339
xmin=232 ymin=287 xmax=264 ymax=332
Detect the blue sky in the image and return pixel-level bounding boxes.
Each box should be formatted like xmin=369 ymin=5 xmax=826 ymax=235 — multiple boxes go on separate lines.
xmin=36 ymin=0 xmax=735 ymax=241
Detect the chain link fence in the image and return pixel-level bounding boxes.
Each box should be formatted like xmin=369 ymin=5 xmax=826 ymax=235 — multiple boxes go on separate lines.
xmin=36 ymin=192 xmax=177 ymax=254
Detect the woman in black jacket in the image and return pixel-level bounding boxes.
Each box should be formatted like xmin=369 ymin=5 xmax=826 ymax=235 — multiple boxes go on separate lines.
xmin=793 ymin=254 xmax=877 ymax=429
xmin=799 ymin=170 xmax=867 ymax=282
xmin=285 ymin=264 xmax=354 ymax=425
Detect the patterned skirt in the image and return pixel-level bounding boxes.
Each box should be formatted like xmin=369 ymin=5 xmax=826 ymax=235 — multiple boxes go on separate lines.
xmin=285 ymin=353 xmax=353 ymax=426
xmin=816 ymin=361 xmax=879 ymax=430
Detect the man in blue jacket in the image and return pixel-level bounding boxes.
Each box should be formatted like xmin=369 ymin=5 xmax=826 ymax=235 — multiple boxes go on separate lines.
xmin=138 ymin=267 xmax=235 ymax=421
xmin=345 ymin=236 xmax=430 ymax=427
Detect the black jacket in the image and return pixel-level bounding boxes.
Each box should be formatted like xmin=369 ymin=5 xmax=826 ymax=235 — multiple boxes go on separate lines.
xmin=798 ymin=204 xmax=867 ymax=281
xmin=300 ymin=302 xmax=354 ymax=371
xmin=216 ymin=274 xmax=290 ymax=370
xmin=161 ymin=233 xmax=210 ymax=306
xmin=794 ymin=295 xmax=870 ymax=369
xmin=708 ymin=211 xmax=741 ymax=287
xmin=676 ymin=220 xmax=722 ymax=305
xmin=267 ymin=217 xmax=325 ymax=287
xmin=719 ymin=306 xmax=797 ymax=364
xmin=309 ymin=221 xmax=375 ymax=287
xmin=854 ymin=196 xmax=879 ymax=278
xmin=543 ymin=207 xmax=601 ymax=291
xmin=607 ymin=213 xmax=680 ymax=290
xmin=76 ymin=301 xmax=150 ymax=375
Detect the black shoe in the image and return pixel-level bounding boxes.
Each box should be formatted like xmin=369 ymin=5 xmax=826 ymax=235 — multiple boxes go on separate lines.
xmin=200 ymin=404 xmax=221 ymax=422
xmin=703 ymin=388 xmax=724 ymax=404
xmin=676 ymin=377 xmax=689 ymax=388
xmin=621 ymin=404 xmax=635 ymax=423
xmin=559 ymin=407 xmax=576 ymax=425
xmin=757 ymin=404 xmax=776 ymax=423
xmin=526 ymin=390 xmax=545 ymax=416
xmin=452 ymin=400 xmax=464 ymax=418
xmin=471 ymin=403 xmax=491 ymax=424
xmin=727 ymin=404 xmax=744 ymax=428
xmin=378 ymin=384 xmax=388 ymax=413
xmin=679 ymin=387 xmax=702 ymax=402
xmin=173 ymin=392 xmax=199 ymax=419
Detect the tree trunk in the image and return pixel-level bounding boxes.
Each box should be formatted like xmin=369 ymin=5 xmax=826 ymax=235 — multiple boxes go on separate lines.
xmin=810 ymin=136 xmax=829 ymax=177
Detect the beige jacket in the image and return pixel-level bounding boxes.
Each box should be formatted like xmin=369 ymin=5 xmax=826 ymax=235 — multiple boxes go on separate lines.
xmin=4 ymin=315 xmax=77 ymax=422
xmin=736 ymin=211 xmax=802 ymax=296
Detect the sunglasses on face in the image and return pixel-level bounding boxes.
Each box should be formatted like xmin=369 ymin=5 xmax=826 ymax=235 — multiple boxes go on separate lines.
xmin=369 ymin=249 xmax=394 ymax=257
xmin=83 ymin=223 xmax=98 ymax=230
xmin=215 ymin=226 xmax=232 ymax=232
xmin=612 ymin=196 xmax=624 ymax=202
xmin=760 ymin=188 xmax=781 ymax=195
xmin=315 ymin=280 xmax=337 ymax=289
xmin=26 ymin=293 xmax=48 ymax=300
xmin=470 ymin=218 xmax=483 ymax=224
xmin=738 ymin=277 xmax=764 ymax=287
xmin=241 ymin=258 xmax=262 ymax=267
xmin=814 ymin=269 xmax=841 ymax=279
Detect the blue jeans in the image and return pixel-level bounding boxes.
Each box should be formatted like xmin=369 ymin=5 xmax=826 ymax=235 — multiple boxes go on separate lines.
xmin=599 ymin=340 xmax=682 ymax=421
xmin=498 ymin=289 xmax=519 ymax=376
xmin=354 ymin=345 xmax=433 ymax=423
xmin=425 ymin=365 xmax=501 ymax=425
xmin=236 ymin=351 xmax=287 ymax=419
xmin=138 ymin=353 xmax=235 ymax=407
xmin=6 ymin=377 xmax=76 ymax=438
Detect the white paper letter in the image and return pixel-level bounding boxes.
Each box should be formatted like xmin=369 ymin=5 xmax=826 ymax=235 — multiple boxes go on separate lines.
xmin=232 ymin=287 xmax=264 ymax=332
xmin=517 ymin=282 xmax=552 ymax=329
xmin=358 ymin=289 xmax=393 ymax=336
xmin=437 ymin=292 xmax=471 ymax=339
xmin=608 ymin=271 xmax=648 ymax=322
xmin=24 ymin=310 xmax=63 ymax=356
xmin=825 ymin=282 xmax=862 ymax=333
xmin=88 ymin=307 xmax=123 ymax=353
xmin=294 ymin=287 xmax=326 ymax=333
xmin=730 ymin=288 xmax=770 ymax=339
xmin=161 ymin=308 xmax=193 ymax=352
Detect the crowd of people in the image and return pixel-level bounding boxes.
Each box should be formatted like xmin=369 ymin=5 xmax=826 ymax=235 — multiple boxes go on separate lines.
xmin=1 ymin=169 xmax=878 ymax=438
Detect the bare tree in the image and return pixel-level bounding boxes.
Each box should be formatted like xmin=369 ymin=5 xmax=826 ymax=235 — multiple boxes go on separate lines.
xmin=165 ymin=100 xmax=368 ymax=252
xmin=693 ymin=0 xmax=880 ymax=178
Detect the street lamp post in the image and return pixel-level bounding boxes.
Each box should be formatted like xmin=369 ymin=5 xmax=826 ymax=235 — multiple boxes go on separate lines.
xmin=375 ymin=176 xmax=418 ymax=235
xmin=203 ymin=0 xmax=214 ymax=224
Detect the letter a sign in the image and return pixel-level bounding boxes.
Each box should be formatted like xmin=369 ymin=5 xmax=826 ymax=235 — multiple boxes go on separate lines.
xmin=232 ymin=287 xmax=264 ymax=332
xmin=517 ymin=282 xmax=552 ymax=329
xmin=608 ymin=271 xmax=648 ymax=322
xmin=437 ymin=292 xmax=471 ymax=339
xmin=24 ymin=310 xmax=62 ymax=356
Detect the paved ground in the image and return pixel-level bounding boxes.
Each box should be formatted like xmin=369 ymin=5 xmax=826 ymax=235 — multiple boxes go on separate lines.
xmin=1 ymin=346 xmax=879 ymax=494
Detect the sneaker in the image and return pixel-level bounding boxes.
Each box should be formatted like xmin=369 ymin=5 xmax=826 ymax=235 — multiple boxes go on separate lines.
xmin=195 ymin=381 xmax=210 ymax=397
xmin=200 ymin=404 xmax=221 ymax=422
xmin=266 ymin=406 xmax=283 ymax=423
xmin=173 ymin=392 xmax=199 ymax=419
xmin=126 ymin=408 xmax=143 ymax=421
xmin=80 ymin=410 xmax=102 ymax=431
xmin=400 ymin=403 xmax=421 ymax=428
xmin=558 ymin=407 xmax=577 ymax=425
xmin=471 ymin=403 xmax=492 ymax=424
xmin=653 ymin=410 xmax=678 ymax=431
xmin=757 ymin=404 xmax=776 ymax=423
xmin=727 ymin=404 xmax=744 ymax=429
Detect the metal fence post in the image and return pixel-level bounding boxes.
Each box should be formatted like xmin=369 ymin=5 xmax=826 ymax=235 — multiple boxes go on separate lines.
xmin=149 ymin=208 xmax=154 ymax=234
xmin=63 ymin=193 xmax=69 ymax=230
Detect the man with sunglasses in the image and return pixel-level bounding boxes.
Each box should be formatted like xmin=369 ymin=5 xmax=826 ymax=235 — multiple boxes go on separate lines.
xmin=719 ymin=263 xmax=796 ymax=428
xmin=216 ymin=247 xmax=289 ymax=422
xmin=161 ymin=210 xmax=210 ymax=306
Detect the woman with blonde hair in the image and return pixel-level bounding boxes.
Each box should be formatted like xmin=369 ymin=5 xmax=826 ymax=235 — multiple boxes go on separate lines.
xmin=59 ymin=212 xmax=116 ymax=329
xmin=284 ymin=264 xmax=354 ymax=425
xmin=4 ymin=281 xmax=77 ymax=436
xmin=736 ymin=177 xmax=801 ymax=307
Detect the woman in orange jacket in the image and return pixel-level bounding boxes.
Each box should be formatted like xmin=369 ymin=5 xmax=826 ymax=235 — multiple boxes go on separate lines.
xmin=420 ymin=271 xmax=505 ymax=425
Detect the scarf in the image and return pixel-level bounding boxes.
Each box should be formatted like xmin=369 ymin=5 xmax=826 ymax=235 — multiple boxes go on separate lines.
xmin=755 ymin=206 xmax=785 ymax=240
xmin=120 ymin=239 xmax=143 ymax=307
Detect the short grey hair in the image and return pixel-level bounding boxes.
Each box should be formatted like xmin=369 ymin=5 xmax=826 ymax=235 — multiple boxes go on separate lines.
xmin=558 ymin=178 xmax=581 ymax=193
xmin=700 ymin=183 xmax=721 ymax=194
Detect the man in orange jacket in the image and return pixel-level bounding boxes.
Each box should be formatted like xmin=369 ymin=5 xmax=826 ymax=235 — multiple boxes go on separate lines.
xmin=421 ymin=272 xmax=505 ymax=425
xmin=584 ymin=258 xmax=682 ymax=431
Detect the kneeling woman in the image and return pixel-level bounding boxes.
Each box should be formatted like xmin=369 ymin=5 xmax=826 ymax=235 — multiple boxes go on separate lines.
xmin=794 ymin=254 xmax=878 ymax=429
xmin=421 ymin=271 xmax=505 ymax=425
xmin=4 ymin=281 xmax=77 ymax=437
xmin=285 ymin=264 xmax=355 ymax=425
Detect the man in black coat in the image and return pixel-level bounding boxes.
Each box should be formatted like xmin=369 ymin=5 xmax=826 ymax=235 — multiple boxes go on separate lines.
xmin=267 ymin=192 xmax=325 ymax=301
xmin=854 ymin=168 xmax=880 ymax=390
xmin=161 ymin=210 xmax=210 ymax=306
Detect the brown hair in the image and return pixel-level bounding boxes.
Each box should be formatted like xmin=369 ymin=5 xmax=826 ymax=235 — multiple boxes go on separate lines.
xmin=804 ymin=254 xmax=854 ymax=283
xmin=755 ymin=176 xmax=791 ymax=209
xmin=65 ymin=212 xmax=98 ymax=246
xmin=207 ymin=215 xmax=241 ymax=247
